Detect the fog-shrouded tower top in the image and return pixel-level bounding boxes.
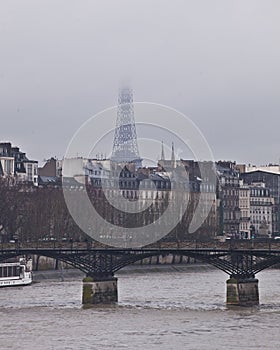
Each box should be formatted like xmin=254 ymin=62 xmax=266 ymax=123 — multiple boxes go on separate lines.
xmin=111 ymin=87 xmax=142 ymax=167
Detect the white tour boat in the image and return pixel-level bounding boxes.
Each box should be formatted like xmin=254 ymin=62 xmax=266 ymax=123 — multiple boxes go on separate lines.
xmin=0 ymin=257 xmax=32 ymax=287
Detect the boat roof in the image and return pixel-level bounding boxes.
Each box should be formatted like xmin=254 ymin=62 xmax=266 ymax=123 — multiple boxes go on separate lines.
xmin=0 ymin=262 xmax=23 ymax=267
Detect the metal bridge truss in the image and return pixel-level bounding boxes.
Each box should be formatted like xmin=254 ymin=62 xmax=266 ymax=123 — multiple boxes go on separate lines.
xmin=1 ymin=248 xmax=280 ymax=279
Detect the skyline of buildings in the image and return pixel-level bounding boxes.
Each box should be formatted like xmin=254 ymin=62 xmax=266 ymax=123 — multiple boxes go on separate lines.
xmin=1 ymin=140 xmax=280 ymax=240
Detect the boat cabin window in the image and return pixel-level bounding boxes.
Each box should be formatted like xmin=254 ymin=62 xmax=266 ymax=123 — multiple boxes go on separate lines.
xmin=0 ymin=265 xmax=21 ymax=277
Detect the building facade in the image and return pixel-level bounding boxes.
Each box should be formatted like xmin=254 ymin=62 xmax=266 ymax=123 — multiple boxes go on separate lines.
xmin=241 ymin=169 xmax=280 ymax=235
xmin=238 ymin=181 xmax=251 ymax=238
xmin=249 ymin=183 xmax=274 ymax=237
xmin=0 ymin=142 xmax=38 ymax=186
xmin=216 ymin=161 xmax=241 ymax=238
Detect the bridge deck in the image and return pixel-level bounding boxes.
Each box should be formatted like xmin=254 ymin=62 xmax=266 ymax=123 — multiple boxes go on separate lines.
xmin=1 ymin=241 xmax=280 ymax=279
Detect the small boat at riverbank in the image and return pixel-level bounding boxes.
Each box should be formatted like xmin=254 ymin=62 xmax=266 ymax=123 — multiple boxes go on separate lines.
xmin=0 ymin=257 xmax=32 ymax=287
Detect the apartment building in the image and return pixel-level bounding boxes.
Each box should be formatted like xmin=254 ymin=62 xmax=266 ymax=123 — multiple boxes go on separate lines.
xmin=0 ymin=142 xmax=38 ymax=186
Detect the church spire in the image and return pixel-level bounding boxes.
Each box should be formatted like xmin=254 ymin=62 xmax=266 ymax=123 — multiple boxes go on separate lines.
xmin=171 ymin=142 xmax=175 ymax=168
xmin=161 ymin=141 xmax=165 ymax=161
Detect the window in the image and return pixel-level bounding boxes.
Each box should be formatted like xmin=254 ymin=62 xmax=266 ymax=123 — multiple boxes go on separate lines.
xmin=27 ymin=164 xmax=33 ymax=182
xmin=4 ymin=159 xmax=13 ymax=175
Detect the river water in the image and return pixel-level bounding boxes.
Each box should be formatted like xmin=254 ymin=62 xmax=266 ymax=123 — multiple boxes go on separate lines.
xmin=0 ymin=266 xmax=280 ymax=350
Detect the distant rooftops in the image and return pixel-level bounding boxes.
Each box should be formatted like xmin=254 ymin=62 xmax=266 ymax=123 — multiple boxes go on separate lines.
xmin=245 ymin=165 xmax=280 ymax=175
xmin=0 ymin=142 xmax=33 ymax=162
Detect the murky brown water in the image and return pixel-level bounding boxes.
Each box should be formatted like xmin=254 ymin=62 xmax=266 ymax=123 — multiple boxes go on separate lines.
xmin=0 ymin=267 xmax=280 ymax=349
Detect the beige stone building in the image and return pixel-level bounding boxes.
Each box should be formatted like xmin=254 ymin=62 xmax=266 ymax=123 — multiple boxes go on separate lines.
xmin=238 ymin=180 xmax=251 ymax=238
xmin=249 ymin=183 xmax=274 ymax=237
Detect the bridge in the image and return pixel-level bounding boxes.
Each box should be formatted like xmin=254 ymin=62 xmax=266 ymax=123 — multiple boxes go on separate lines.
xmin=1 ymin=241 xmax=280 ymax=306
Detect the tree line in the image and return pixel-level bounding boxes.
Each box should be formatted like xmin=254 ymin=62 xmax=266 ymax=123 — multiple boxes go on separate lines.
xmin=0 ymin=178 xmax=218 ymax=244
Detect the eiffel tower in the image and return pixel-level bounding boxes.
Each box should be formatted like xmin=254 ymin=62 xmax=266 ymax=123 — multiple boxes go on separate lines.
xmin=111 ymin=87 xmax=142 ymax=167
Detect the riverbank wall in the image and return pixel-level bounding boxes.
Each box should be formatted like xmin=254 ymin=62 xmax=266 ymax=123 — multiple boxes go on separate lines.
xmin=33 ymin=263 xmax=216 ymax=281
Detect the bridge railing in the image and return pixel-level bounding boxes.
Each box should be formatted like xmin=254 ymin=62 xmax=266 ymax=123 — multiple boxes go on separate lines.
xmin=1 ymin=238 xmax=280 ymax=251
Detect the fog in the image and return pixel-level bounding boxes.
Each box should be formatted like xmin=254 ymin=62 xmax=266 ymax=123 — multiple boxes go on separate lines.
xmin=1 ymin=0 xmax=279 ymax=165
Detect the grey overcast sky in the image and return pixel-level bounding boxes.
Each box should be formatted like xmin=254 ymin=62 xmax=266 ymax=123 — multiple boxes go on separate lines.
xmin=1 ymin=0 xmax=280 ymax=165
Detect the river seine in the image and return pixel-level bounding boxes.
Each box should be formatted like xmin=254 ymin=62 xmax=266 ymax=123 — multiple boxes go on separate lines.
xmin=0 ymin=266 xmax=280 ymax=349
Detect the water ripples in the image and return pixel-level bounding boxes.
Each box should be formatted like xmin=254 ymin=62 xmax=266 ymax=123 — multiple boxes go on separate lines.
xmin=1 ymin=268 xmax=280 ymax=349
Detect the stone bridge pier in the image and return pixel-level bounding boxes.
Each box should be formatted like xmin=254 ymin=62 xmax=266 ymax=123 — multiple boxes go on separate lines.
xmin=226 ymin=276 xmax=259 ymax=306
xmin=82 ymin=275 xmax=118 ymax=304
xmin=81 ymin=273 xmax=260 ymax=306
